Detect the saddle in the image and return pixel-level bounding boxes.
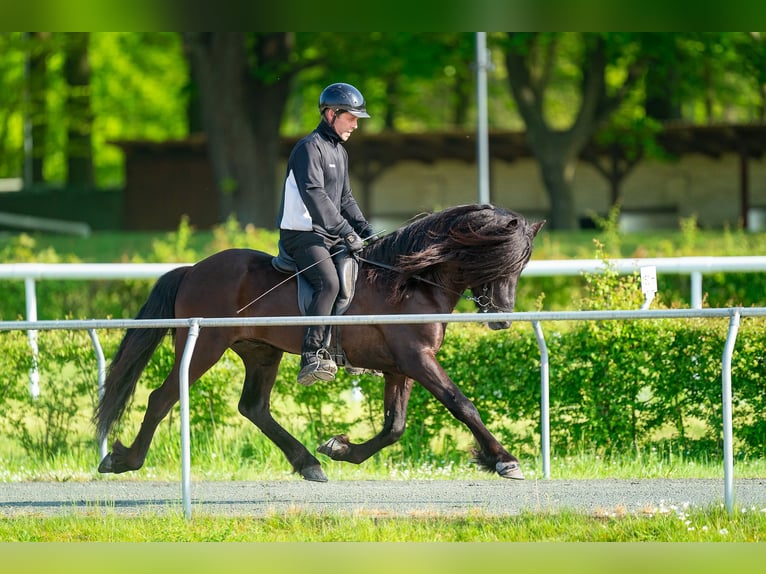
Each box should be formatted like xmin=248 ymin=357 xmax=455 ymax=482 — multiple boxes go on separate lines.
xmin=271 ymin=241 xmax=358 ymax=367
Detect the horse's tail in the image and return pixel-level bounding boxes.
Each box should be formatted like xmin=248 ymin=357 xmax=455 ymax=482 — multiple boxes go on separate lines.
xmin=94 ymin=265 xmax=191 ymax=442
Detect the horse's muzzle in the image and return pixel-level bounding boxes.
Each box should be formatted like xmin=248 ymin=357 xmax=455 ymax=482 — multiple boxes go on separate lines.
xmin=488 ymin=320 xmax=512 ymax=330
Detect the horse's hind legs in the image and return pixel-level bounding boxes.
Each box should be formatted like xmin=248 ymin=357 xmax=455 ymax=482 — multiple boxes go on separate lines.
xmin=318 ymin=374 xmax=413 ymax=464
xmin=235 ymin=343 xmax=327 ymax=482
xmin=98 ymin=370 xmax=181 ymax=473
xmin=98 ymin=331 xmax=228 ymax=475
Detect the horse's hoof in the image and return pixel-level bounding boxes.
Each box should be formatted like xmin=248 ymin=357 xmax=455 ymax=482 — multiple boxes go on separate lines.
xmin=98 ymin=453 xmax=113 ymax=474
xmin=317 ymin=435 xmax=350 ymax=460
xmin=496 ymin=460 xmax=524 ymax=480
xmin=301 ymin=465 xmax=328 ymax=482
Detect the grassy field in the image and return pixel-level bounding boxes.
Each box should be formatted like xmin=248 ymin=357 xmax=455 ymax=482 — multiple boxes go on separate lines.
xmin=2 ymin=222 xmax=765 ymax=545
xmin=2 ymin=506 xmax=765 ymax=542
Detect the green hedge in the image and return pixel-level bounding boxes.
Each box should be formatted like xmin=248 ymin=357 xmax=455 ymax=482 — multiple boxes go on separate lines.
xmin=1 ymin=220 xmax=765 ymax=465
xmin=2 ymin=316 xmax=764 ymax=464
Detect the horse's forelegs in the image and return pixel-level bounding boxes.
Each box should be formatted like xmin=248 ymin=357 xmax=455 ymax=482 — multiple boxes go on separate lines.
xmin=318 ymin=374 xmax=413 ymax=464
xmin=407 ymin=355 xmax=524 ymax=480
xmin=236 ymin=345 xmax=327 ymax=482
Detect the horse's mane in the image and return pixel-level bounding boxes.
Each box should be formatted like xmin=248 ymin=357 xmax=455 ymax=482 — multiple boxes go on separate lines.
xmin=363 ymin=203 xmax=536 ymax=302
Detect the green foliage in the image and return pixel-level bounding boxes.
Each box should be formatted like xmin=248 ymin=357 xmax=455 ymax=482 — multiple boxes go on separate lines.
xmin=3 ymin=32 xmax=763 ymax=187
xmin=0 ymin=329 xmax=98 ymax=460
xmin=2 ymin=225 xmax=765 ymax=470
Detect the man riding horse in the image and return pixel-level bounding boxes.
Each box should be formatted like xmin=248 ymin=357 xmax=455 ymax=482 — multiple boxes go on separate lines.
xmin=275 ymin=82 xmax=377 ymax=387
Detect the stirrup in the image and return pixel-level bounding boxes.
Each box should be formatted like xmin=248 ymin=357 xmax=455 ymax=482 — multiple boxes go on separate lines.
xmin=297 ymin=349 xmax=337 ymax=386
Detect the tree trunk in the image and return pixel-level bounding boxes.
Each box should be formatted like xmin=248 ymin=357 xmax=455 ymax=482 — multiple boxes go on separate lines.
xmin=28 ymin=32 xmax=51 ymax=186
xmin=537 ymin=151 xmax=579 ymax=230
xmin=504 ymin=33 xmax=645 ymax=230
xmin=182 ymin=33 xmax=293 ymax=229
xmin=64 ymin=32 xmax=94 ymax=187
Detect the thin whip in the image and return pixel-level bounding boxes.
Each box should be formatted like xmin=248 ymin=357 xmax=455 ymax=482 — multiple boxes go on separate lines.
xmin=236 ymin=251 xmax=339 ymax=315
xmin=237 ymin=230 xmax=387 ymax=315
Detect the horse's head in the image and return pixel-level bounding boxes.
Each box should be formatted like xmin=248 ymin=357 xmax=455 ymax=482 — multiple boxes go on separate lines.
xmin=366 ymin=204 xmax=545 ymax=319
xmin=470 ymin=217 xmax=545 ymax=330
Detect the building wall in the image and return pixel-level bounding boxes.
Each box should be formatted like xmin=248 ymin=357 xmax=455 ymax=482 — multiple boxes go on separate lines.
xmin=115 ymin=138 xmax=765 ymax=232
xmin=359 ymin=153 xmax=766 ymax=231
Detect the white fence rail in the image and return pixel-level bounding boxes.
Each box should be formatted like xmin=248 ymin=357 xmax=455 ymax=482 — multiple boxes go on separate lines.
xmin=1 ymin=307 xmax=763 ymax=519
xmin=3 ymin=255 xmax=766 ymax=317
xmin=521 ymin=255 xmax=766 ymax=309
xmin=2 ymin=258 xmax=766 ymax=518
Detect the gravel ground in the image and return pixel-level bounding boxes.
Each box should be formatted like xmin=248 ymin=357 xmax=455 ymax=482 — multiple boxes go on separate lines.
xmin=2 ymin=478 xmax=765 ymax=517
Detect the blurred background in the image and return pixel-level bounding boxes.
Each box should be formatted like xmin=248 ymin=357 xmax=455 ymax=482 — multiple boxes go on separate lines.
xmin=0 ymin=32 xmax=764 ymax=235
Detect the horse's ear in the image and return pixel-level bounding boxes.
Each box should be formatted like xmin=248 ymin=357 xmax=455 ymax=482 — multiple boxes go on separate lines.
xmin=530 ymin=220 xmax=546 ymax=237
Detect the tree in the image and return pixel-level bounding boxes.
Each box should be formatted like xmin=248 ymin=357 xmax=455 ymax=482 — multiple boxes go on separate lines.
xmin=63 ymin=32 xmax=93 ymax=187
xmin=501 ymin=33 xmax=647 ymax=230
xmin=182 ymin=33 xmax=296 ymax=228
xmin=27 ymin=32 xmax=52 ymax=185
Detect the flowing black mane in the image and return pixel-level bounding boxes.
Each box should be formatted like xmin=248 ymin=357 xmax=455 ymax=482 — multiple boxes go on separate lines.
xmin=363 ymin=203 xmax=536 ymax=301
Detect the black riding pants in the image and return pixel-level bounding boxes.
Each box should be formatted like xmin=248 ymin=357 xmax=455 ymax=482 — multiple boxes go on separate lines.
xmin=280 ymin=230 xmax=342 ymax=356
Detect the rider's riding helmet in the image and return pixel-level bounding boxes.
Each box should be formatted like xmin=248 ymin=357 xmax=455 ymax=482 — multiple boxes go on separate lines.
xmin=319 ymin=83 xmax=370 ymax=118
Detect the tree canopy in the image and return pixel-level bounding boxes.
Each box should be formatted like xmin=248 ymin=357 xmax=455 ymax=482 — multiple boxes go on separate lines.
xmin=1 ymin=32 xmax=763 ymax=229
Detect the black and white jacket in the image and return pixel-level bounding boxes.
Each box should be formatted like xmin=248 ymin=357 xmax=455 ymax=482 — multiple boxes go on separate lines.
xmin=277 ymin=120 xmax=370 ymax=240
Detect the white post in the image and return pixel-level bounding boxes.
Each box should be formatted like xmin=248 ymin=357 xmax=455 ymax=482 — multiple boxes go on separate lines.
xmin=24 ymin=278 xmax=40 ymax=399
xmin=532 ymin=321 xmax=550 ymax=479
xmin=721 ymin=310 xmax=740 ymax=515
xmin=640 ymin=266 xmax=657 ymax=310
xmin=691 ymin=271 xmax=702 ymax=309
xmin=179 ymin=319 xmax=201 ymax=520
xmin=476 ymin=32 xmax=490 ymax=205
xmin=88 ymin=328 xmax=108 ymax=461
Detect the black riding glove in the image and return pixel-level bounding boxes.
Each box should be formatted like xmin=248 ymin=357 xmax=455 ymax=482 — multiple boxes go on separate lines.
xmin=344 ymin=232 xmax=364 ymax=253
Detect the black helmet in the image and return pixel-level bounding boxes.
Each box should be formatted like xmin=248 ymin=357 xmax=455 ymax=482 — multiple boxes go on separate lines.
xmin=319 ymin=82 xmax=370 ymax=118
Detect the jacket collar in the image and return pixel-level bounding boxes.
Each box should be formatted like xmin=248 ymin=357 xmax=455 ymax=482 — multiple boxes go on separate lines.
xmin=317 ymin=120 xmax=342 ymax=144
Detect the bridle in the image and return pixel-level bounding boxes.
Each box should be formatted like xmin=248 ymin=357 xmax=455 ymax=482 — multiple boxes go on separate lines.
xmin=356 ymin=255 xmax=502 ymax=313
xmin=357 ymin=225 xmax=534 ymax=315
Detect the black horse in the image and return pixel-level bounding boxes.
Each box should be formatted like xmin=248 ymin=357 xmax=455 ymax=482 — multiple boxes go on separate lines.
xmin=95 ymin=203 xmax=544 ymax=481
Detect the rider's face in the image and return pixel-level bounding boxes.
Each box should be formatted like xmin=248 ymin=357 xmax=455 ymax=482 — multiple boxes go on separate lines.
xmin=330 ymin=110 xmax=359 ymax=142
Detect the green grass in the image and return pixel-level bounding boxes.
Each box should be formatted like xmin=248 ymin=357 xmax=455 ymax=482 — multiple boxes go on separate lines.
xmin=3 ymin=428 xmax=766 ymax=483
xmin=2 ymin=506 xmax=765 ymax=542
xmin=3 ymin=223 xmax=766 ymax=544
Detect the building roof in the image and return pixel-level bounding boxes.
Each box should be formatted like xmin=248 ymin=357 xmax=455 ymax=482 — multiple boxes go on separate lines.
xmin=112 ymin=123 xmax=766 ymax=165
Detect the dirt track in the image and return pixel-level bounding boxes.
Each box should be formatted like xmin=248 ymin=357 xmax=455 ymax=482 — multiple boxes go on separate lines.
xmin=2 ymin=478 xmax=765 ymax=517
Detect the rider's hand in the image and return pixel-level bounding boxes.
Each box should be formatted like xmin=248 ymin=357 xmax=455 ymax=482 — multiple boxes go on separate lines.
xmin=360 ymin=225 xmax=378 ymax=243
xmin=344 ymin=232 xmax=364 ymax=253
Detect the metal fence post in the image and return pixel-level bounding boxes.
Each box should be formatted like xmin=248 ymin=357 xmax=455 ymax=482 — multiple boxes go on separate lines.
xmin=532 ymin=321 xmax=550 ymax=479
xmin=691 ymin=271 xmax=703 ymax=309
xmin=179 ymin=319 xmax=201 ymax=520
xmin=24 ymin=278 xmax=40 ymax=398
xmin=721 ymin=309 xmax=740 ymax=515
xmin=88 ymin=328 xmax=108 ymax=462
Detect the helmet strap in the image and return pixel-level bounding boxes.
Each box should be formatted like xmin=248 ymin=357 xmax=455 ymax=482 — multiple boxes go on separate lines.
xmin=328 ymin=108 xmax=340 ymax=128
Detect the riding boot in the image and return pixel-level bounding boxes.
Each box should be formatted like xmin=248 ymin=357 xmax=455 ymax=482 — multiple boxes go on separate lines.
xmin=297 ymin=326 xmax=337 ymax=386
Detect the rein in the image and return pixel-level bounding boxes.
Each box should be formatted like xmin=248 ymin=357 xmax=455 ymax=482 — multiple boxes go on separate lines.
xmin=357 ymin=255 xmax=498 ymax=312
